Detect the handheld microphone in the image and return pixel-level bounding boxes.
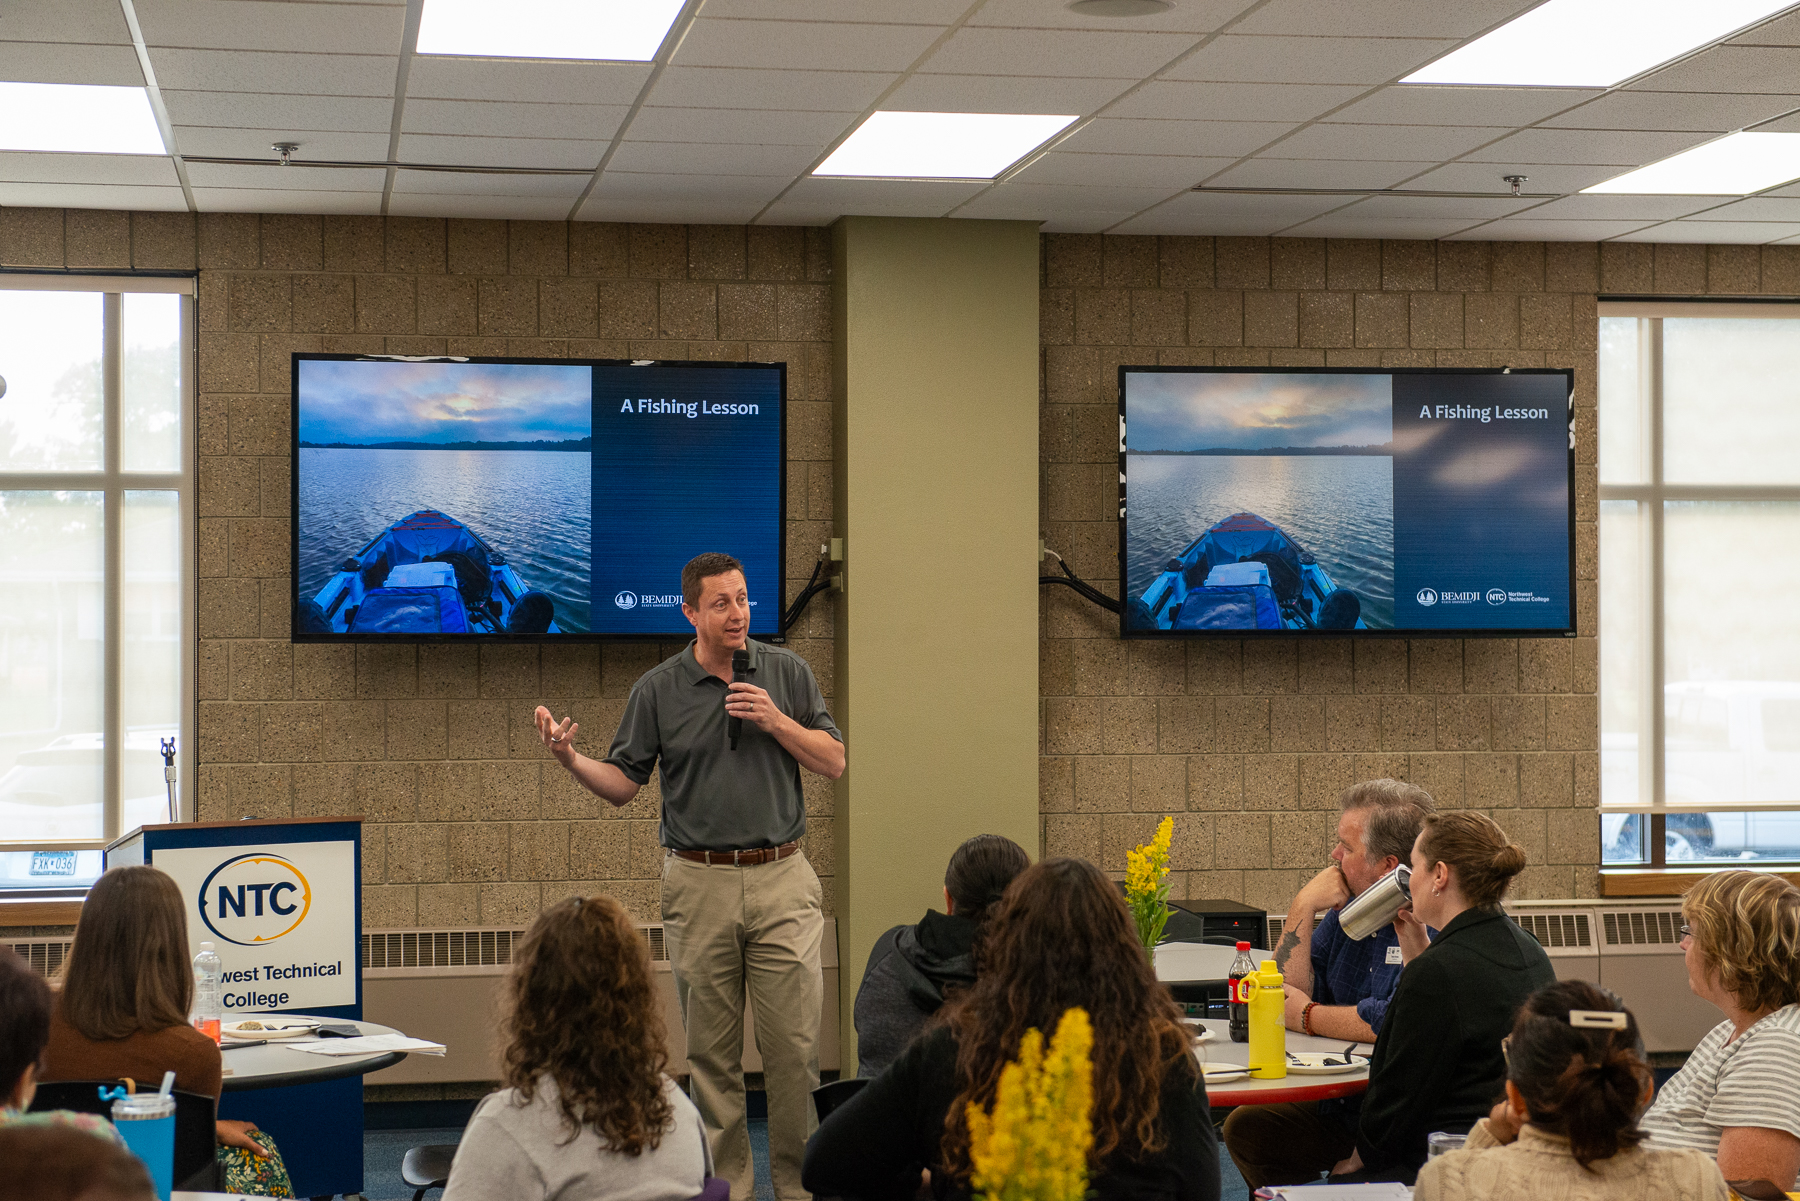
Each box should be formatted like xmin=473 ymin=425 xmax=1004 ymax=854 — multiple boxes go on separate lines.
xmin=729 ymin=649 xmax=750 ymax=750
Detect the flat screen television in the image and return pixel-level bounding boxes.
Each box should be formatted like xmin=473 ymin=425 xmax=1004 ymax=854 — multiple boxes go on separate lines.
xmin=291 ymin=354 xmax=785 ymax=641
xmin=1119 ymin=367 xmax=1574 ymax=638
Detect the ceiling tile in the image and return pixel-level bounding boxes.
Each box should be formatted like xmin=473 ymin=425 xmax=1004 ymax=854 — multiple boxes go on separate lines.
xmin=1751 ymin=109 xmax=1800 ymax=133
xmin=0 ymin=182 xmax=185 ymax=210
xmin=1407 ymin=161 xmax=1625 ymax=192
xmin=1699 ymin=196 xmax=1800 ymax=221
xmin=1108 ymin=189 xmax=1348 ymax=235
xmin=1516 ymin=194 xmax=1726 ymax=220
xmin=1057 ymin=118 xmax=1296 ymax=158
xmin=1108 ymin=81 xmax=1366 ymax=122
xmin=173 ymin=127 xmax=390 ymax=161
xmin=1731 ymin=9 xmax=1800 ymax=43
xmin=396 ymin=133 xmax=610 ymax=170
xmin=191 ymin=187 xmax=383 ymax=214
xmin=0 ymin=152 xmax=180 ymax=186
xmin=606 ymin=141 xmax=822 ymax=176
xmin=185 ymin=162 xmax=389 ymax=190
xmin=391 ymin=169 xmax=586 ymax=197
xmin=1543 ymin=91 xmax=1799 ymax=132
xmin=0 ymin=0 xmax=133 ymax=44
xmin=0 ymin=41 xmax=145 ymax=85
xmin=759 ymin=175 xmax=985 ymax=223
xmin=1012 ymin=151 xmax=1233 ymax=190
xmin=675 ymin=18 xmax=944 ymax=71
xmin=1281 ymin=215 xmax=1490 ymax=238
xmin=1327 ymin=85 xmax=1599 ymax=127
xmin=959 ymin=180 xmax=1182 ymax=211
xmin=1281 ymin=123 xmax=1511 ymax=160
xmin=162 ymin=90 xmax=394 ymax=132
xmin=388 ymin=194 xmax=577 ymax=220
xmin=1335 ymin=194 xmax=1524 ymax=219
xmin=1205 ymin=158 xmax=1438 ymax=189
xmin=406 ymin=57 xmax=653 ymax=105
xmin=703 ymin=0 xmax=969 ymax=22
xmin=1447 ymin=218 xmax=1659 ymax=241
xmin=134 ymin=0 xmax=404 ymax=54
xmin=970 ymin=0 xmax=1254 ymax=33
xmin=1463 ymin=127 xmax=1711 ymax=165
xmin=882 ymin=73 xmax=1131 ymax=114
xmin=1613 ymin=220 xmax=1800 ymax=243
xmin=1631 ymin=46 xmax=1800 ymax=94
xmin=1232 ymin=0 xmax=1535 ymax=39
xmin=924 ymin=27 xmax=1198 ymax=79
xmin=649 ymin=66 xmax=894 ymax=111
xmin=595 ymin=172 xmax=788 ymax=202
xmin=147 ymin=48 xmax=396 ymax=95
xmin=402 ymin=99 xmax=629 ymax=140
xmin=627 ymin=107 xmax=851 ymax=144
xmin=580 ymin=195 xmax=773 ymax=224
xmin=1165 ymin=35 xmax=1455 ymax=86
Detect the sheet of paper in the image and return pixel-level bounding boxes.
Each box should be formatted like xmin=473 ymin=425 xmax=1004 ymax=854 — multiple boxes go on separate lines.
xmin=1264 ymin=1185 xmax=1414 ymax=1199
xmin=288 ymin=1034 xmax=447 ymax=1056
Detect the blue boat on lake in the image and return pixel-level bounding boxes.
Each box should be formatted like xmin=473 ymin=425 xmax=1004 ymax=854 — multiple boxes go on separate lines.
xmin=1132 ymin=511 xmax=1367 ymax=631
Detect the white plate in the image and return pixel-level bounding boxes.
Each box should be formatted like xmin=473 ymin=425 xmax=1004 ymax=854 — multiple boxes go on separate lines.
xmin=1284 ymin=1052 xmax=1369 ymax=1075
xmin=222 ymin=1017 xmax=319 ymax=1041
xmin=1181 ymin=1023 xmax=1216 ymax=1043
xmin=1201 ymin=1066 xmax=1249 ymax=1084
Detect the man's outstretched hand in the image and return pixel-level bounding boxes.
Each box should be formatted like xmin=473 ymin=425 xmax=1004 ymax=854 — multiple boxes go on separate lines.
xmin=534 ymin=705 xmax=579 ymax=767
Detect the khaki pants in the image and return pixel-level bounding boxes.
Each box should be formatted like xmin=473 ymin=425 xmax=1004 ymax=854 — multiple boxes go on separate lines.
xmin=662 ymin=850 xmax=824 ymax=1201
xmin=1222 ymin=1100 xmax=1356 ymax=1189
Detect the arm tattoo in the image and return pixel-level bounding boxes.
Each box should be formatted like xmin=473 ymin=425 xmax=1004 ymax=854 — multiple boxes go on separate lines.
xmin=1273 ymin=929 xmax=1300 ymax=973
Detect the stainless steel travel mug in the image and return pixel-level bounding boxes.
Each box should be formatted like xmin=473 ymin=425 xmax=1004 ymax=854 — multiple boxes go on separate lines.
xmin=1337 ymin=864 xmax=1412 ymax=941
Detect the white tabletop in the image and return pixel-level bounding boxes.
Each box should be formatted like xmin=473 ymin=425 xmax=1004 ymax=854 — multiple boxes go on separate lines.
xmin=1154 ymin=942 xmax=1266 ymax=985
xmin=219 ymin=1015 xmax=409 ymax=1091
xmin=1189 ymin=1018 xmax=1373 ymax=1107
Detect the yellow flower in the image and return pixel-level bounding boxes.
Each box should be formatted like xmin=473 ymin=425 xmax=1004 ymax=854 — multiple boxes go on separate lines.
xmin=968 ymin=1008 xmax=1094 ymax=1201
xmin=1125 ymin=816 xmax=1175 ymax=956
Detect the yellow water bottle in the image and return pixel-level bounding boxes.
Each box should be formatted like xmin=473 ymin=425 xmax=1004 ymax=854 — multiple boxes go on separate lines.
xmin=1247 ymin=958 xmax=1287 ymax=1079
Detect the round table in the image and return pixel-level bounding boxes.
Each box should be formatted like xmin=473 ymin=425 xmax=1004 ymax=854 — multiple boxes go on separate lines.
xmin=219 ymin=1017 xmax=410 ymax=1092
xmin=1187 ymin=1018 xmax=1373 ymax=1108
xmin=1154 ymin=942 xmax=1266 ymax=987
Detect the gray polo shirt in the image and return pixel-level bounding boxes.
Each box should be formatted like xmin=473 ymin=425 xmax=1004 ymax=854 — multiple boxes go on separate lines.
xmin=603 ymin=638 xmax=841 ymax=852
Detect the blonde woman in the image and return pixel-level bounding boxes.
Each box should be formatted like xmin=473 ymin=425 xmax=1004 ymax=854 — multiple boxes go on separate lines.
xmin=1639 ymin=870 xmax=1800 ymax=1192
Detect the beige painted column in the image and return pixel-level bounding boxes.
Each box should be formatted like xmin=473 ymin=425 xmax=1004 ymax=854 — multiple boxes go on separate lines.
xmin=830 ymin=217 xmax=1041 ymax=1072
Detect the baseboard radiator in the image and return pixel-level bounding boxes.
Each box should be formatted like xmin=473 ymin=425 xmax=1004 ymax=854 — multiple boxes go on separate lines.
xmin=6 ymin=920 xmax=841 ymax=1087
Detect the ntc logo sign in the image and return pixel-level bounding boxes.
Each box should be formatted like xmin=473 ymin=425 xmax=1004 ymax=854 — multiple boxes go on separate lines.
xmin=614 ymin=591 xmax=637 ymax=609
xmin=1487 ymin=589 xmax=1508 ymax=605
xmin=199 ymin=853 xmax=312 ymax=946
xmin=1415 ymin=588 xmax=1438 ymax=607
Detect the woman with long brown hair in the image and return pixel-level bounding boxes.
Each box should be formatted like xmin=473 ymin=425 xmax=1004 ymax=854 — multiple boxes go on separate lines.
xmin=803 ymin=857 xmax=1219 ymax=1200
xmin=441 ymin=894 xmax=710 ymax=1200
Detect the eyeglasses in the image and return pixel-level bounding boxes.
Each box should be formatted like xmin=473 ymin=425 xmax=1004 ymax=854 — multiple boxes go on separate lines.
xmin=1501 ymin=1035 xmax=1511 ymax=1065
xmin=1679 ymin=924 xmax=1692 ymax=939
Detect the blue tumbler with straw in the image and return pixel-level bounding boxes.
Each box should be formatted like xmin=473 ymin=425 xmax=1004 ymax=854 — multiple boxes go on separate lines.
xmin=104 ymin=1073 xmax=176 ymax=1201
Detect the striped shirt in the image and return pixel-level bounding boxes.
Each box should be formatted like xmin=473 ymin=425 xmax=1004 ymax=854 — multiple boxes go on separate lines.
xmin=1641 ymin=1004 xmax=1800 ymax=1155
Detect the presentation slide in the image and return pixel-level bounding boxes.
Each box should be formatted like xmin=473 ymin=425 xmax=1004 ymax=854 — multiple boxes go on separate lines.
xmin=294 ymin=357 xmax=783 ymax=638
xmin=1120 ymin=369 xmax=1571 ymax=635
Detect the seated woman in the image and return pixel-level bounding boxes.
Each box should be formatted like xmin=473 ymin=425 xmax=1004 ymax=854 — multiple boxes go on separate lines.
xmin=1415 ymin=980 xmax=1728 ymax=1201
xmin=442 ymin=894 xmax=711 ymax=1200
xmin=1639 ymin=870 xmax=1800 ymax=1192
xmin=804 ymin=857 xmax=1219 ymax=1201
xmin=40 ymin=865 xmax=292 ymax=1198
xmin=1332 ymin=812 xmax=1554 ymax=1185
xmin=854 ymin=833 xmax=1030 ymax=1078
xmin=0 ymin=949 xmax=120 ymax=1147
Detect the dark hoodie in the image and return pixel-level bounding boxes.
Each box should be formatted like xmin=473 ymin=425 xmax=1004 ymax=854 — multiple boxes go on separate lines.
xmin=852 ymin=910 xmax=978 ymax=1078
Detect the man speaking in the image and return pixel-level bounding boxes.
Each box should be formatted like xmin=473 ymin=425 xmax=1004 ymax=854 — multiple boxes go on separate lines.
xmin=534 ymin=553 xmax=845 ymax=1201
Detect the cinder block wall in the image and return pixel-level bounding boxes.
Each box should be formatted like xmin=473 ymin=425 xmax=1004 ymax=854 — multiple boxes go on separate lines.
xmin=0 ymin=208 xmax=836 ymax=928
xmin=1036 ymin=234 xmax=1800 ymax=911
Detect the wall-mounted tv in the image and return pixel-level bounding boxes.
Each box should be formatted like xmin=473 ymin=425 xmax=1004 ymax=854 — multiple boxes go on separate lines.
xmin=291 ymin=354 xmax=785 ymax=641
xmin=1119 ymin=367 xmax=1573 ymax=638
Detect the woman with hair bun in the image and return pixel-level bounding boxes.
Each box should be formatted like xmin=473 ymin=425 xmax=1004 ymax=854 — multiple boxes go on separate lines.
xmin=1415 ymin=981 xmax=1728 ymax=1200
xmin=853 ymin=834 xmax=1031 ymax=1078
xmin=1330 ymin=812 xmax=1555 ymax=1185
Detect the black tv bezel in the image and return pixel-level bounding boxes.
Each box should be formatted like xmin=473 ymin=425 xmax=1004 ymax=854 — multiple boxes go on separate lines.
xmin=289 ymin=352 xmax=789 ymax=644
xmin=1116 ymin=364 xmax=1578 ymax=640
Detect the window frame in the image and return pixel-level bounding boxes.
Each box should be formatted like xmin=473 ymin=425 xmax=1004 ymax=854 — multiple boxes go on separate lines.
xmin=0 ymin=273 xmax=195 ymax=860
xmin=1598 ymin=299 xmax=1800 ymax=871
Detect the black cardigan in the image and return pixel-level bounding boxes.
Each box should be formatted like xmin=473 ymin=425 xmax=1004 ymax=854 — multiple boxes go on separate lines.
xmin=803 ymin=1025 xmax=1220 ymax=1201
xmin=1354 ymin=906 xmax=1556 ymax=1182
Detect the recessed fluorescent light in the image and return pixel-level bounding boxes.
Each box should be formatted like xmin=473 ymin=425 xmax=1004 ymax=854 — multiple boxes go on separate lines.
xmin=814 ymin=112 xmax=1078 ymax=180
xmin=1403 ymin=0 xmax=1797 ymax=88
xmin=0 ymin=82 xmax=165 ymax=155
xmin=416 ymin=0 xmax=684 ymax=61
xmin=1582 ymin=132 xmax=1800 ymax=194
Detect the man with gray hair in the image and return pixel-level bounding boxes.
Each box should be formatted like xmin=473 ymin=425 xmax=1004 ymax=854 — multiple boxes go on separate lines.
xmin=1223 ymin=778 xmax=1437 ymax=1190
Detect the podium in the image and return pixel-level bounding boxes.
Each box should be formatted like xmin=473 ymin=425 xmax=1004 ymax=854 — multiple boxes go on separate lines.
xmin=107 ymin=817 xmax=364 ymax=1197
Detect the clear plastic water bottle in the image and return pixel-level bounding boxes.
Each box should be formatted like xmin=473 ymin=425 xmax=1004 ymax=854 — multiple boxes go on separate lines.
xmin=1227 ymin=941 xmax=1257 ymax=1043
xmin=192 ymin=941 xmax=223 ymax=1044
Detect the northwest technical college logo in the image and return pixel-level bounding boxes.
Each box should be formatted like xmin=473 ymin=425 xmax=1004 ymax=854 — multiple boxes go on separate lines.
xmin=1416 ymin=588 xmax=1438 ymax=606
xmin=1487 ymin=589 xmax=1508 ymax=605
xmin=199 ymin=853 xmax=312 ymax=946
xmin=614 ymin=591 xmax=637 ymax=609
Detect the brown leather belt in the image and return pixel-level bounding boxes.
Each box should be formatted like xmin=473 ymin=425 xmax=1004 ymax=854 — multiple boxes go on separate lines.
xmin=670 ymin=841 xmax=801 ymax=867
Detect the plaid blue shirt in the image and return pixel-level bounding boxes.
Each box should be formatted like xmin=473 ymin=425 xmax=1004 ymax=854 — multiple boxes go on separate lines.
xmin=1311 ymin=907 xmax=1406 ymax=1034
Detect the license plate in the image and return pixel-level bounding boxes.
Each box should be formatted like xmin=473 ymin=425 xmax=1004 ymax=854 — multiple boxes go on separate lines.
xmin=30 ymin=851 xmax=76 ymax=876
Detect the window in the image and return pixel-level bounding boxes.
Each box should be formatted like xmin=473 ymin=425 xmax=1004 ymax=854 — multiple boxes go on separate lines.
xmin=0 ymin=278 xmax=193 ymax=892
xmin=1599 ymin=303 xmax=1800 ymax=866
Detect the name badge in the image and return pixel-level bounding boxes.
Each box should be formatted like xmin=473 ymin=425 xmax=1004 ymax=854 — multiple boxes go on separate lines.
xmin=1386 ymin=945 xmax=1403 ymax=965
